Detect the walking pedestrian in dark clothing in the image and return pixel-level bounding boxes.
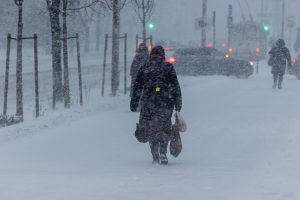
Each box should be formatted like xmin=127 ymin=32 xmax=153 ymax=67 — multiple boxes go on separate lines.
xmin=130 ymin=46 xmax=182 ymax=164
xmin=130 ymin=43 xmax=149 ymax=95
xmin=268 ymin=39 xmax=292 ymax=89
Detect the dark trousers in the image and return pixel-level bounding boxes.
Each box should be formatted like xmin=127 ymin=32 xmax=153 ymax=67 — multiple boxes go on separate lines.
xmin=139 ymin=107 xmax=172 ymax=160
xmin=273 ymin=72 xmax=284 ymax=87
xmin=149 ymin=133 xmax=169 ymax=160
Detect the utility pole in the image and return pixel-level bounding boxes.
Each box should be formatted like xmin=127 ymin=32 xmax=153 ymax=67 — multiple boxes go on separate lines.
xmin=260 ymin=0 xmax=264 ymax=25
xmin=201 ymin=0 xmax=207 ymax=47
xmin=213 ymin=11 xmax=216 ymax=48
xmin=227 ymin=4 xmax=233 ymax=49
xmin=294 ymin=27 xmax=300 ymax=52
xmin=287 ymin=16 xmax=295 ymax=51
xmin=281 ymin=0 xmax=285 ymax=39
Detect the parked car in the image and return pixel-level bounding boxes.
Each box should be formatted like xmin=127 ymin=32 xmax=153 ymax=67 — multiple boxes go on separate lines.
xmin=167 ymin=47 xmax=254 ymax=78
xmin=288 ymin=56 xmax=300 ymax=79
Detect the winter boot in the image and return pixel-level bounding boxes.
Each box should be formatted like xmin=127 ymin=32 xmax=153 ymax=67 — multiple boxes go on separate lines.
xmin=159 ymin=154 xmax=168 ymax=165
xmin=152 ymin=154 xmax=160 ymax=164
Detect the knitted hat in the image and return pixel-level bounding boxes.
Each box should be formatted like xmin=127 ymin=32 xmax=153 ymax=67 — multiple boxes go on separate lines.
xmin=150 ymin=45 xmax=165 ymax=61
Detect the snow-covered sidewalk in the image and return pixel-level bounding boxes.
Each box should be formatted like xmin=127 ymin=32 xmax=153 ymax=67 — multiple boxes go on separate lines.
xmin=1 ymin=64 xmax=300 ymax=200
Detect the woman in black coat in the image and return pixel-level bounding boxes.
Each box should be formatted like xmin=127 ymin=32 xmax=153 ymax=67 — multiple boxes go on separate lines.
xmin=130 ymin=46 xmax=182 ymax=164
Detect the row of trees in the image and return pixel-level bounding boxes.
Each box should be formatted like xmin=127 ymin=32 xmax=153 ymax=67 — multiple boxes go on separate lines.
xmin=0 ymin=0 xmax=155 ymax=119
xmin=41 ymin=0 xmax=155 ymax=98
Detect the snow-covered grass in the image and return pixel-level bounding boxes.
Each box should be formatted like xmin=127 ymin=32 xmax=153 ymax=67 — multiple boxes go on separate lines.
xmin=1 ymin=62 xmax=300 ymax=200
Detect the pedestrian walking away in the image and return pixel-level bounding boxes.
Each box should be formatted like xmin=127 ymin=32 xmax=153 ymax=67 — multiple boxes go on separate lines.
xmin=130 ymin=45 xmax=182 ymax=165
xmin=130 ymin=43 xmax=149 ymax=96
xmin=268 ymin=39 xmax=292 ymax=89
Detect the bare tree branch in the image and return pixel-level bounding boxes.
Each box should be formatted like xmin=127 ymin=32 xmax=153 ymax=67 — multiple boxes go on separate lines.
xmin=104 ymin=0 xmax=128 ymax=11
xmin=131 ymin=0 xmax=154 ymax=23
xmin=67 ymin=0 xmax=104 ymax=11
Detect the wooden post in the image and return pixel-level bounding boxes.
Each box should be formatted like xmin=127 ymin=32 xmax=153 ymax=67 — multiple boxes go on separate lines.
xmin=124 ymin=33 xmax=127 ymax=94
xmin=136 ymin=34 xmax=139 ymax=50
xmin=33 ymin=33 xmax=39 ymax=118
xmin=256 ymin=56 xmax=259 ymax=74
xmin=101 ymin=34 xmax=108 ymax=96
xmin=3 ymin=34 xmax=11 ymax=116
xmin=76 ymin=33 xmax=83 ymax=106
xmin=213 ymin=11 xmax=216 ymax=48
xmin=52 ymin=71 xmax=56 ymax=109
xmin=149 ymin=35 xmax=153 ymax=48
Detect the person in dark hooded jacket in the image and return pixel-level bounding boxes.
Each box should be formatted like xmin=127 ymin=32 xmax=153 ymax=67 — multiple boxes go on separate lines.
xmin=268 ymin=39 xmax=291 ymax=89
xmin=130 ymin=45 xmax=182 ymax=164
xmin=130 ymin=43 xmax=149 ymax=95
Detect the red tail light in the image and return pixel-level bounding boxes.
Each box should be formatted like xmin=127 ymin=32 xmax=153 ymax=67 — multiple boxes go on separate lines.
xmin=292 ymin=58 xmax=297 ymax=65
xmin=166 ymin=57 xmax=176 ymax=63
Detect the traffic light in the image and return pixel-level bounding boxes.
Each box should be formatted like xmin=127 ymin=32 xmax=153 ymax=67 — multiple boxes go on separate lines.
xmin=263 ymin=24 xmax=270 ymax=32
xmin=147 ymin=22 xmax=155 ymax=30
xmin=255 ymin=47 xmax=261 ymax=54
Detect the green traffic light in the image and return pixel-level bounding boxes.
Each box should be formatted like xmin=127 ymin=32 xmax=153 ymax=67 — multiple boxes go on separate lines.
xmin=263 ymin=25 xmax=270 ymax=32
xmin=148 ymin=22 xmax=155 ymax=30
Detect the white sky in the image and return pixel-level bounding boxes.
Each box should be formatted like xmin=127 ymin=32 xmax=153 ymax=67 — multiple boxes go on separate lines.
xmin=143 ymin=0 xmax=300 ymax=45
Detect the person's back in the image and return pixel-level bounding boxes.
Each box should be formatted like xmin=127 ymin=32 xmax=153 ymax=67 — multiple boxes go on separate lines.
xmin=268 ymin=39 xmax=291 ymax=89
xmin=269 ymin=44 xmax=290 ymax=68
xmin=130 ymin=45 xmax=182 ymax=165
xmin=138 ymin=59 xmax=181 ymax=111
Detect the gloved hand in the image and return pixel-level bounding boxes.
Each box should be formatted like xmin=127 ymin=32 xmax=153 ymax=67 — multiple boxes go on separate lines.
xmin=130 ymin=100 xmax=138 ymax=112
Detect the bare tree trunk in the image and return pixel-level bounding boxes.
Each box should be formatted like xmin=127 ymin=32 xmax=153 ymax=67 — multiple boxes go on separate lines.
xmin=111 ymin=0 xmax=121 ymax=96
xmin=49 ymin=0 xmax=63 ymax=102
xmin=84 ymin=26 xmax=90 ymax=53
xmin=142 ymin=20 xmax=146 ymax=44
xmin=132 ymin=0 xmax=154 ymax=45
xmin=62 ymin=0 xmax=70 ymax=108
xmin=69 ymin=15 xmax=76 ymax=54
xmin=142 ymin=0 xmax=146 ymax=44
xmin=16 ymin=3 xmax=23 ymax=119
xmin=96 ymin=12 xmax=101 ymax=52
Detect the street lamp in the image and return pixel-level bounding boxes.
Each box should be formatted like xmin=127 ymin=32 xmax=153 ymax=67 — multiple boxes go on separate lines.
xmin=14 ymin=0 xmax=24 ymax=120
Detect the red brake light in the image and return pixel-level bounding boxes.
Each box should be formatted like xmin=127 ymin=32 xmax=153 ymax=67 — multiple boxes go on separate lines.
xmin=166 ymin=57 xmax=176 ymax=63
xmin=292 ymin=58 xmax=297 ymax=65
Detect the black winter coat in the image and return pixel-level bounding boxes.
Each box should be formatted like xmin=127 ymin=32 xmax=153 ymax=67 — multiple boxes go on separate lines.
xmin=130 ymin=60 xmax=182 ymax=112
xmin=130 ymin=49 xmax=149 ymax=77
xmin=269 ymin=45 xmax=291 ymax=74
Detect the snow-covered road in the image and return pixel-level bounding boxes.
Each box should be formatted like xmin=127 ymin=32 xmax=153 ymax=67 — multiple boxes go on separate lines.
xmin=1 ymin=63 xmax=300 ymax=200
